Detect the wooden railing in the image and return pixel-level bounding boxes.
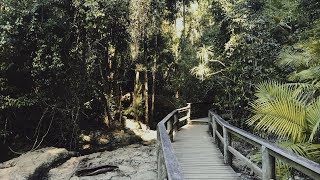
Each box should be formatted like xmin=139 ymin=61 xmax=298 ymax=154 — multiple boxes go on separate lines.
xmin=208 ymin=110 xmax=320 ymax=180
xmin=157 ymin=103 xmax=191 ymax=180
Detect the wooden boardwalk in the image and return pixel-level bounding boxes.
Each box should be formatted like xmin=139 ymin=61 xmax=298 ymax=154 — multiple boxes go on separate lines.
xmin=172 ymin=120 xmax=239 ymax=180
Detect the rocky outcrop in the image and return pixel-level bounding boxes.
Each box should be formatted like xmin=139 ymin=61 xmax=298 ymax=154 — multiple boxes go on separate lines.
xmin=48 ymin=143 xmax=157 ymax=180
xmin=0 ymin=119 xmax=158 ymax=180
xmin=0 ymin=147 xmax=74 ymax=180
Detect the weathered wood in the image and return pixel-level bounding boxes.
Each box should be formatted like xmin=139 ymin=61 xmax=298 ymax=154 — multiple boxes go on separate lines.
xmin=157 ymin=123 xmax=184 ymax=180
xmin=168 ymin=119 xmax=173 ymax=142
xmin=177 ymin=106 xmax=190 ymax=112
xmin=173 ymin=112 xmax=178 ymax=138
xmin=223 ymin=127 xmax=232 ymax=165
xmin=212 ymin=117 xmax=217 ymax=144
xmin=209 ymin=110 xmax=320 ymax=180
xmin=179 ymin=116 xmax=188 ymax=122
xmin=157 ymin=130 xmax=166 ymax=180
xmin=228 ymin=146 xmax=262 ymax=177
xmin=186 ymin=103 xmax=191 ymax=124
xmin=208 ymin=112 xmax=213 ymax=134
xmin=262 ymin=146 xmax=275 ymax=180
xmin=157 ymin=112 xmax=181 ymax=180
xmin=173 ymin=124 xmax=239 ymax=180
xmin=215 ymin=130 xmax=223 ymax=144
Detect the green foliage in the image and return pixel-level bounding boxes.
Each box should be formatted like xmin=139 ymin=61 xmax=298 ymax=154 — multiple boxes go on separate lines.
xmin=247 ymin=82 xmax=310 ymax=143
xmin=248 ymin=81 xmax=320 ymax=153
xmin=248 ymin=81 xmax=320 ymax=177
xmin=0 ymin=0 xmax=132 ymax=153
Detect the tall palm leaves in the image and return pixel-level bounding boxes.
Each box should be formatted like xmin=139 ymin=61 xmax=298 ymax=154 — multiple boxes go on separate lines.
xmin=278 ymin=25 xmax=320 ymax=83
xmin=247 ymin=81 xmax=320 ymax=162
xmin=247 ymin=81 xmax=320 ymax=143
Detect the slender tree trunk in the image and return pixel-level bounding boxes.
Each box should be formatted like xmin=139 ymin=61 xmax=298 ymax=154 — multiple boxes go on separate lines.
xmin=98 ymin=43 xmax=113 ymax=127
xmin=144 ymin=70 xmax=149 ymax=126
xmin=151 ymin=0 xmax=159 ymax=127
xmin=151 ymin=56 xmax=156 ymax=127
xmin=119 ymin=85 xmax=124 ymax=128
xmin=133 ymin=67 xmax=140 ymax=122
xmin=183 ymin=0 xmax=186 ymax=40
xmin=142 ymin=19 xmax=149 ymax=126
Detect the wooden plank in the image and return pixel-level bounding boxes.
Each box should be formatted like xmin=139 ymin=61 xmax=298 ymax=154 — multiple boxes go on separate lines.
xmin=216 ymin=130 xmax=223 ymax=143
xmin=157 ymin=110 xmax=184 ymax=180
xmin=179 ymin=116 xmax=189 ymax=122
xmin=209 ymin=110 xmax=320 ymax=180
xmin=262 ymin=146 xmax=275 ymax=180
xmin=173 ymin=123 xmax=239 ymax=180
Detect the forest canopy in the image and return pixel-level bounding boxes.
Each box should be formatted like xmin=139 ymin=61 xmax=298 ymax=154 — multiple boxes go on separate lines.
xmin=1 ymin=0 xmax=320 ymax=169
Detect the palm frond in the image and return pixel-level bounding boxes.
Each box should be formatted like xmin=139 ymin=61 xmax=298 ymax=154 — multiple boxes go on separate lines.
xmin=190 ymin=63 xmax=212 ymax=81
xmin=247 ymin=81 xmax=309 ymax=142
xmin=289 ymin=66 xmax=320 ymax=82
xmin=278 ymin=141 xmax=320 ymax=162
xmin=196 ymin=45 xmax=214 ymax=64
xmin=307 ymin=97 xmax=320 ymax=142
xmin=278 ymin=47 xmax=313 ymax=69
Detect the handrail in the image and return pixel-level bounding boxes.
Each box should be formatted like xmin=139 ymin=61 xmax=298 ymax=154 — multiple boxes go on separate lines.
xmin=208 ymin=109 xmax=320 ymax=180
xmin=156 ymin=104 xmax=191 ymax=180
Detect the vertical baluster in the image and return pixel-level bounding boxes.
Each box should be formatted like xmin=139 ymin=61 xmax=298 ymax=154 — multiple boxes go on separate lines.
xmin=187 ymin=103 xmax=191 ymax=124
xmin=157 ymin=129 xmax=162 ymax=179
xmin=262 ymin=146 xmax=275 ymax=180
xmin=168 ymin=118 xmax=173 ymax=142
xmin=173 ymin=112 xmax=179 ymax=140
xmin=208 ymin=112 xmax=212 ymax=132
xmin=223 ymin=126 xmax=232 ymax=165
xmin=212 ymin=114 xmax=217 ymax=144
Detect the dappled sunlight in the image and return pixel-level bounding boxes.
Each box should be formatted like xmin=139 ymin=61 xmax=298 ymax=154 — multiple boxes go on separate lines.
xmin=125 ymin=119 xmax=156 ymax=142
xmin=175 ymin=17 xmax=184 ymax=38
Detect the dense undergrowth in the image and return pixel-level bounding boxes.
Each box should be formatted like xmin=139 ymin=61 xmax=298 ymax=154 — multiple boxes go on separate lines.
xmin=1 ymin=2 xmax=320 ymax=177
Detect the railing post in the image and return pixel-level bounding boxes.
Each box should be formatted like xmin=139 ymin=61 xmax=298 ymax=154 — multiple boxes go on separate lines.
xmin=157 ymin=130 xmax=162 ymax=179
xmin=168 ymin=119 xmax=174 ymax=142
xmin=208 ymin=112 xmax=212 ymax=134
xmin=157 ymin=128 xmax=167 ymax=180
xmin=262 ymin=146 xmax=275 ymax=180
xmin=173 ymin=112 xmax=179 ymax=138
xmin=187 ymin=103 xmax=191 ymax=124
xmin=212 ymin=114 xmax=217 ymax=144
xmin=223 ymin=126 xmax=232 ymax=165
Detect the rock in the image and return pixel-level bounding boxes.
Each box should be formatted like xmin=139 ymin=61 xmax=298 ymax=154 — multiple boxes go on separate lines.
xmin=48 ymin=144 xmax=157 ymax=180
xmin=0 ymin=147 xmax=74 ymax=180
xmin=48 ymin=157 xmax=84 ymax=180
xmin=132 ymin=170 xmax=156 ymax=180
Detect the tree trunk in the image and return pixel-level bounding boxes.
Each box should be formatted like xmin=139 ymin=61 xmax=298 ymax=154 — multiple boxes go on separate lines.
xmin=118 ymin=85 xmax=124 ymax=128
xmin=94 ymin=40 xmax=113 ymax=127
xmin=144 ymin=70 xmax=149 ymax=126
xmin=183 ymin=0 xmax=186 ymax=40
xmin=151 ymin=56 xmax=156 ymax=127
xmin=133 ymin=68 xmax=140 ymax=122
xmin=151 ymin=0 xmax=159 ymax=128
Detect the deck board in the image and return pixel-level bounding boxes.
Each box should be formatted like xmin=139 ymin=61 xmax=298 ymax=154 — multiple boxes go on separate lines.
xmin=173 ymin=120 xmax=239 ymax=179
